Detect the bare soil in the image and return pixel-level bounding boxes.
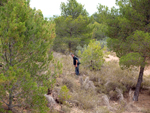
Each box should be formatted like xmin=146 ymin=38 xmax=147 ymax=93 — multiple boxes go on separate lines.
xmin=134 ymin=90 xmax=150 ymax=110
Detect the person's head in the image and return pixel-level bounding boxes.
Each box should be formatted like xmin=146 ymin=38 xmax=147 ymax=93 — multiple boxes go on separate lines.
xmin=70 ymin=53 xmax=74 ymax=57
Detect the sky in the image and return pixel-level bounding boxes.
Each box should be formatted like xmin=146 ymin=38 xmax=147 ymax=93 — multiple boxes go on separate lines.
xmin=30 ymin=0 xmax=117 ymax=18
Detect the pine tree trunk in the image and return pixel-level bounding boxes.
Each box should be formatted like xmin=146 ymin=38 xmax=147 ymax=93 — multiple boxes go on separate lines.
xmin=133 ymin=66 xmax=145 ymax=101
xmin=8 ymin=92 xmax=13 ymax=110
xmin=69 ymin=42 xmax=72 ymax=52
xmin=69 ymin=30 xmax=72 ymax=52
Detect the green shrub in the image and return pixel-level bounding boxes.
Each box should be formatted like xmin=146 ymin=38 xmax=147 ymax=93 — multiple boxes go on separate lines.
xmin=62 ymin=77 xmax=74 ymax=91
xmin=59 ymin=85 xmax=71 ymax=104
xmin=75 ymin=44 xmax=87 ymax=56
xmin=78 ymin=39 xmax=105 ymax=70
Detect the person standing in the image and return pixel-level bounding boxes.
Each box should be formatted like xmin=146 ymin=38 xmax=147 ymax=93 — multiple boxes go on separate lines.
xmin=71 ymin=53 xmax=80 ymax=75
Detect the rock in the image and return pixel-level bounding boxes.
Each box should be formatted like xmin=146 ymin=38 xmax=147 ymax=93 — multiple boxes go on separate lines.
xmin=82 ymin=77 xmax=96 ymax=91
xmin=44 ymin=94 xmax=56 ymax=107
xmin=79 ymin=76 xmax=83 ymax=85
xmin=102 ymin=95 xmax=114 ymax=110
xmin=89 ymin=81 xmax=96 ymax=90
xmin=116 ymin=88 xmax=124 ymax=101
xmin=83 ymin=77 xmax=89 ymax=84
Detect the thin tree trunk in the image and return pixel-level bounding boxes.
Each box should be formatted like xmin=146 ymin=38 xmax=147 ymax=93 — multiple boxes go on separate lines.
xmin=9 ymin=43 xmax=12 ymax=66
xmin=69 ymin=42 xmax=72 ymax=52
xmin=8 ymin=92 xmax=13 ymax=110
xmin=69 ymin=29 xmax=72 ymax=52
xmin=133 ymin=64 xmax=145 ymax=101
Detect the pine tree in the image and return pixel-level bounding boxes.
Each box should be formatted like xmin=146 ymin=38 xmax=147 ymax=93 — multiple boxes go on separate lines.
xmin=53 ymin=0 xmax=94 ymax=53
xmin=104 ymin=0 xmax=150 ymax=101
xmin=60 ymin=0 xmax=88 ymax=19
xmin=92 ymin=21 xmax=108 ymax=40
xmin=78 ymin=40 xmax=105 ymax=70
xmin=0 ymin=0 xmax=7 ymax=6
xmin=0 ymin=0 xmax=56 ymax=111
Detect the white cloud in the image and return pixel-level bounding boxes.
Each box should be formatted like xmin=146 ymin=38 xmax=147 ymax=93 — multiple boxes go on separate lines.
xmin=30 ymin=0 xmax=117 ymax=18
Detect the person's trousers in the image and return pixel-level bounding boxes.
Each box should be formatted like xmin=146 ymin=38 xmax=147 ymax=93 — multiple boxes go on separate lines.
xmin=75 ymin=65 xmax=79 ymax=75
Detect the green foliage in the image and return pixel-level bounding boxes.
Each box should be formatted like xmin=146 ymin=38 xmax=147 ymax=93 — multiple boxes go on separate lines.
xmin=93 ymin=4 xmax=110 ymax=24
xmin=102 ymin=0 xmax=150 ymax=100
xmin=106 ymin=0 xmax=150 ymax=67
xmin=120 ymin=53 xmax=144 ymax=68
xmin=53 ymin=0 xmax=94 ymax=53
xmin=92 ymin=22 xmax=108 ymax=40
xmin=60 ymin=0 xmax=88 ymax=18
xmin=0 ymin=67 xmax=49 ymax=112
xmin=0 ymin=0 xmax=56 ymax=112
xmin=75 ymin=44 xmax=87 ymax=56
xmin=59 ymin=85 xmax=71 ymax=104
xmin=78 ymin=40 xmax=105 ymax=70
xmin=54 ymin=15 xmax=93 ymax=53
xmin=0 ymin=0 xmax=7 ymax=6
xmin=0 ymin=102 xmax=5 ymax=113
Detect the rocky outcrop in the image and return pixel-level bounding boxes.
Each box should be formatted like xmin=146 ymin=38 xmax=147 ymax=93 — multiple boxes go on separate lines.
xmin=79 ymin=77 xmax=96 ymax=91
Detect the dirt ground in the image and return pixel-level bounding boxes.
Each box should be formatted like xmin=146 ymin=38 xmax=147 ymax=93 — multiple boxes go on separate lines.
xmin=134 ymin=90 xmax=150 ymax=110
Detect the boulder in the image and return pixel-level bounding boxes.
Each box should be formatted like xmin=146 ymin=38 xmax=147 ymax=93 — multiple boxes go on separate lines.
xmin=44 ymin=94 xmax=56 ymax=107
xmin=82 ymin=77 xmax=96 ymax=91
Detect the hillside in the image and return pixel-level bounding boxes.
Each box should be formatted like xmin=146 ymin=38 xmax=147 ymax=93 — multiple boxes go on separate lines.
xmin=43 ymin=52 xmax=150 ymax=113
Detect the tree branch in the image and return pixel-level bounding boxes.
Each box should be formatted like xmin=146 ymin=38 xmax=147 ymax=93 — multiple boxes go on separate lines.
xmin=9 ymin=42 xmax=12 ymax=66
xmin=11 ymin=104 xmax=21 ymax=108
xmin=0 ymin=97 xmax=8 ymax=106
xmin=1 ymin=98 xmax=8 ymax=106
xmin=12 ymin=92 xmax=22 ymax=98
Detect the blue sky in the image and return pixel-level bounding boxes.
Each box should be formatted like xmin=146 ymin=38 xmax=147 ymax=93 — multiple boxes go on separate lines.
xmin=30 ymin=0 xmax=117 ymax=18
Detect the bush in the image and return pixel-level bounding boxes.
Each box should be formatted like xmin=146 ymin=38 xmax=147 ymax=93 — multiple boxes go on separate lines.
xmin=78 ymin=39 xmax=105 ymax=70
xmin=58 ymin=85 xmax=71 ymax=104
xmin=105 ymin=82 xmax=127 ymax=93
xmin=62 ymin=77 xmax=74 ymax=91
xmin=61 ymin=106 xmax=71 ymax=113
xmin=108 ymin=90 xmax=118 ymax=100
xmin=94 ymin=106 xmax=110 ymax=113
xmin=71 ymin=89 xmax=98 ymax=110
xmin=75 ymin=44 xmax=87 ymax=56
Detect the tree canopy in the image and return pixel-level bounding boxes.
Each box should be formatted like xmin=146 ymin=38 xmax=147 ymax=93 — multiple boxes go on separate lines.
xmin=103 ymin=0 xmax=150 ymax=101
xmin=0 ymin=0 xmax=57 ymax=111
xmin=53 ymin=0 xmax=93 ymax=53
xmin=60 ymin=0 xmax=88 ymax=18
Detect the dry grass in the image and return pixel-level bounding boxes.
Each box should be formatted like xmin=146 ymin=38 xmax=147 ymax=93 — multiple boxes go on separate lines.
xmin=53 ymin=52 xmax=150 ymax=113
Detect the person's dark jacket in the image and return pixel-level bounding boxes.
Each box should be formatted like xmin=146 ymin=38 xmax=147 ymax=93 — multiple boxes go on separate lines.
xmin=73 ymin=56 xmax=80 ymax=65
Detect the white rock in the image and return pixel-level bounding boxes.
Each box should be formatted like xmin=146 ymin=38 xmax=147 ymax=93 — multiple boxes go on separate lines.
xmin=44 ymin=94 xmax=56 ymax=107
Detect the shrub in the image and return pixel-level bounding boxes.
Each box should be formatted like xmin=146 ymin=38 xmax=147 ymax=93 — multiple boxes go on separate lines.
xmin=78 ymin=39 xmax=105 ymax=70
xmin=94 ymin=106 xmax=110 ymax=113
xmin=71 ymin=89 xmax=98 ymax=110
xmin=96 ymin=84 xmax=107 ymax=94
xmin=61 ymin=106 xmax=71 ymax=113
xmin=58 ymin=85 xmax=71 ymax=104
xmin=105 ymin=82 xmax=127 ymax=93
xmin=109 ymin=90 xmax=118 ymax=100
xmin=62 ymin=77 xmax=74 ymax=91
xmin=75 ymin=44 xmax=87 ymax=56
